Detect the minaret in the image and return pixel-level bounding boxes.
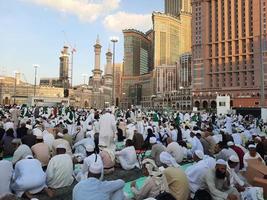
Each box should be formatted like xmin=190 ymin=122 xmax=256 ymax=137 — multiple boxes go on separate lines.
xmin=59 ymin=46 xmax=70 ymax=88
xmin=104 ymin=46 xmax=113 ymax=87
xmin=92 ymin=36 xmax=102 ymax=91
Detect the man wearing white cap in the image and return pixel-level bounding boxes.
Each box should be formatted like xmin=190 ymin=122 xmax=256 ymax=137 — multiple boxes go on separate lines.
xmin=99 ymin=108 xmax=117 ymax=149
xmin=73 ymin=162 xmax=125 ymax=200
xmin=82 ymin=144 xmax=103 ymax=180
xmin=227 ymin=155 xmax=245 ymax=190
xmin=202 ymin=159 xmax=240 ymax=200
xmin=188 ymin=131 xmax=204 ymax=158
xmin=46 ymin=143 xmax=74 ymax=189
xmin=52 ymin=133 xmax=72 ymax=156
xmin=243 ymin=144 xmax=265 ymax=169
xmin=185 ymin=150 xmax=214 ymax=198
xmin=150 ymin=137 xmax=166 ymax=166
xmin=11 ymin=155 xmax=53 ymax=199
xmin=73 ymin=133 xmax=95 ymax=159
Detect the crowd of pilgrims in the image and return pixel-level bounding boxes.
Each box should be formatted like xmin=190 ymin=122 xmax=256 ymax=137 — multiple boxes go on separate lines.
xmin=0 ymin=104 xmax=267 ymax=200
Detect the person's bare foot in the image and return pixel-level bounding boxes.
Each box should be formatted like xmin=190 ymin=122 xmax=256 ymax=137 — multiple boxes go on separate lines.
xmin=43 ymin=187 xmax=54 ymax=198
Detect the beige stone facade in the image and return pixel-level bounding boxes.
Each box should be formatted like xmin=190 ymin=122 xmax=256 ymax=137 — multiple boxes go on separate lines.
xmin=192 ymin=0 xmax=267 ymax=109
xmin=153 ymin=12 xmax=192 ymax=67
xmin=0 ymin=76 xmax=64 ymax=105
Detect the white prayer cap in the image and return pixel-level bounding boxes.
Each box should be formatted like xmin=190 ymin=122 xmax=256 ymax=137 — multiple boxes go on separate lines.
xmin=11 ymin=138 xmax=21 ymax=144
xmin=194 ymin=150 xmax=204 ymax=160
xmin=56 ymin=143 xmax=66 ymax=150
xmin=26 ymin=124 xmax=32 ymax=130
xmin=248 ymin=144 xmax=256 ymax=149
xmin=227 ymin=141 xmax=234 ymax=147
xmin=57 ymin=132 xmax=64 ymax=138
xmin=33 ymin=128 xmax=42 ymax=137
xmin=170 ymin=126 xmax=174 ymax=130
xmin=85 ymin=144 xmax=94 ymax=152
xmin=216 ymin=159 xmax=227 ymax=166
xmin=229 ymin=155 xmax=239 ymax=163
xmin=106 ymin=107 xmax=111 ymax=112
xmin=149 ymin=137 xmax=157 ymax=144
xmin=89 ymin=162 xmax=102 ymax=174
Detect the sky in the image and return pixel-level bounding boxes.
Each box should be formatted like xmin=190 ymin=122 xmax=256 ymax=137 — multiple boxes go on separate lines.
xmin=0 ymin=0 xmax=163 ymax=85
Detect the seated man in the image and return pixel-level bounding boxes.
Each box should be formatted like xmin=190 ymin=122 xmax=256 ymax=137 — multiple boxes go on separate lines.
xmin=73 ymin=162 xmax=125 ymax=200
xmin=52 ymin=133 xmax=72 ymax=156
xmin=0 ymin=158 xmax=13 ymax=198
xmin=163 ymin=166 xmax=190 ymax=200
xmin=131 ymin=159 xmax=161 ymax=200
xmin=82 ymin=144 xmax=103 ymax=180
xmin=11 ymin=155 xmax=53 ymax=199
xmin=227 ymin=155 xmax=245 ymax=191
xmin=203 ymin=159 xmax=240 ymax=200
xmin=115 ymin=139 xmax=139 ymax=170
xmin=12 ymin=139 xmax=33 ymax=165
xmin=73 ymin=134 xmax=95 ymax=159
xmin=159 ymin=151 xmax=180 ymax=168
xmin=150 ymin=137 xmax=166 ymax=166
xmin=99 ymin=142 xmax=115 ymax=175
xmin=243 ymin=144 xmax=265 ymax=169
xmin=185 ymin=150 xmax=215 ymax=199
xmin=31 ymin=134 xmax=50 ymax=169
xmin=132 ymin=130 xmax=144 ymax=150
xmin=46 ymin=144 xmax=74 ymax=189
xmin=166 ymin=137 xmax=184 ymax=164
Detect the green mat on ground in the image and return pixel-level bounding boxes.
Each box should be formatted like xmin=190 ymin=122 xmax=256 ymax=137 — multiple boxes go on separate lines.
xmin=3 ymin=157 xmax=12 ymax=161
xmin=123 ymin=162 xmax=193 ymax=198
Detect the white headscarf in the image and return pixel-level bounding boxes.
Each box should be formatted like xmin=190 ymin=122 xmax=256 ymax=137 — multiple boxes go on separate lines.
xmin=142 ymin=158 xmax=169 ymax=193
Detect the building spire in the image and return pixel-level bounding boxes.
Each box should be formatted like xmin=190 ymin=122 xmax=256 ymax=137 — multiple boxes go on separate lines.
xmin=96 ymin=34 xmax=100 ymax=45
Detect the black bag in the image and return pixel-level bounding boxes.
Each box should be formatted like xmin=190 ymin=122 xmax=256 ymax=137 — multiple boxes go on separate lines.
xmin=155 ymin=191 xmax=176 ymax=200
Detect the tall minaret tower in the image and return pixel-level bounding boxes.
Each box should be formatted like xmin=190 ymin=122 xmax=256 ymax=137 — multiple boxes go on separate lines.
xmin=59 ymin=46 xmax=70 ymax=88
xmin=104 ymin=47 xmax=113 ymax=87
xmin=92 ymin=35 xmax=102 ymax=91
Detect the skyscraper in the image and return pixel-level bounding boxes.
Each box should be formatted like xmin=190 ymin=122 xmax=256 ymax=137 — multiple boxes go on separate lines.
xmin=192 ymin=0 xmax=267 ymax=109
xmin=165 ymin=0 xmax=181 ymax=16
xmin=121 ymin=29 xmax=154 ymax=107
xmin=165 ymin=0 xmax=192 ymax=16
xmin=153 ymin=12 xmax=192 ymax=67
xmin=123 ymin=29 xmax=153 ymax=76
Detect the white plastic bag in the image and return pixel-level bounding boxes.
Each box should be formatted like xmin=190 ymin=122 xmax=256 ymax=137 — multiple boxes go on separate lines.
xmin=241 ymin=187 xmax=264 ymax=200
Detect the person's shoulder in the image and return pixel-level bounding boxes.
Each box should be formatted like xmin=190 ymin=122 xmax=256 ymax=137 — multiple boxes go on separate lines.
xmin=0 ymin=159 xmax=12 ymax=167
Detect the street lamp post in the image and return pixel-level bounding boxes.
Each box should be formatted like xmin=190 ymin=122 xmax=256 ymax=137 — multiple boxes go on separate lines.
xmin=33 ymin=65 xmax=39 ymax=97
xmin=110 ymin=37 xmax=118 ymax=106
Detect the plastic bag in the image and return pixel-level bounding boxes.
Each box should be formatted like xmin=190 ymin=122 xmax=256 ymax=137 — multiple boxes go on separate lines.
xmin=241 ymin=187 xmax=264 ymax=200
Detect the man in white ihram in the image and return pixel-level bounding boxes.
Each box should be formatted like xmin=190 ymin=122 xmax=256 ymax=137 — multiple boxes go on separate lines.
xmin=99 ymin=108 xmax=117 ymax=149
